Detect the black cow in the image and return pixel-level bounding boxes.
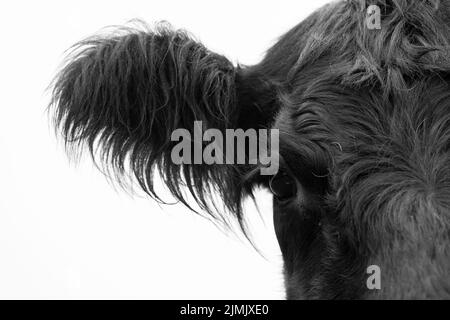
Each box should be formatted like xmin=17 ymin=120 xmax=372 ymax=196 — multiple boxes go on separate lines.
xmin=51 ymin=0 xmax=450 ymax=299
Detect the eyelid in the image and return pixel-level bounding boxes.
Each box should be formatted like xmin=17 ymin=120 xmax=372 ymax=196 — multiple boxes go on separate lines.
xmin=276 ymin=156 xmax=296 ymax=178
xmin=269 ymin=164 xmax=298 ymax=201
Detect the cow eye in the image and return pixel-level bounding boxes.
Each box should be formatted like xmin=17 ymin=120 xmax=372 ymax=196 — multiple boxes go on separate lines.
xmin=269 ymin=170 xmax=297 ymax=201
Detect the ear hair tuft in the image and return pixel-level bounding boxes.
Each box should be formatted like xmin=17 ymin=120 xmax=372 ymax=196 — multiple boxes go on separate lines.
xmin=50 ymin=21 xmax=255 ymax=230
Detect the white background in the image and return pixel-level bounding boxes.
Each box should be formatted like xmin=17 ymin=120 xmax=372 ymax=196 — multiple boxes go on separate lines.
xmin=0 ymin=0 xmax=329 ymax=299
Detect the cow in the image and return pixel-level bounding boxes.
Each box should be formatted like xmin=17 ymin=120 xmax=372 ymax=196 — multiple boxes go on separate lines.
xmin=50 ymin=0 xmax=450 ymax=299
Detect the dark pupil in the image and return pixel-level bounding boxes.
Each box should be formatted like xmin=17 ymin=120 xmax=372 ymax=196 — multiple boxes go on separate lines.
xmin=270 ymin=171 xmax=296 ymax=200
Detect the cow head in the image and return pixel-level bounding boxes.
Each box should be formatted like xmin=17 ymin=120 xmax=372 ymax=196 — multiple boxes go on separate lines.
xmin=51 ymin=0 xmax=450 ymax=299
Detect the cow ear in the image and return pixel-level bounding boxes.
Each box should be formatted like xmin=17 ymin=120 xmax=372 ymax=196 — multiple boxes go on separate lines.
xmin=235 ymin=68 xmax=280 ymax=131
xmin=50 ymin=22 xmax=279 ymax=228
